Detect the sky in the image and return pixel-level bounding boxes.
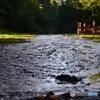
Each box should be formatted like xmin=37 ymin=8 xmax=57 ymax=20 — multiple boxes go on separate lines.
xmin=55 ymin=0 xmax=66 ymax=4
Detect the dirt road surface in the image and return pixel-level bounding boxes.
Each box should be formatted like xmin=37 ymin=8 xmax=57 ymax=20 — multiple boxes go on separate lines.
xmin=0 ymin=35 xmax=100 ymax=99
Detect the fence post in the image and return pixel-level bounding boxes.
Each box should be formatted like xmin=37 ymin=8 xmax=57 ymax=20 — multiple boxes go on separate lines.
xmin=93 ymin=20 xmax=95 ymax=34
xmin=77 ymin=22 xmax=81 ymax=35
xmin=83 ymin=22 xmax=86 ymax=34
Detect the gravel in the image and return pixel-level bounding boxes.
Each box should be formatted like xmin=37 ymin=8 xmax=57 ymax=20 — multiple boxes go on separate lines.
xmin=0 ymin=35 xmax=100 ymax=100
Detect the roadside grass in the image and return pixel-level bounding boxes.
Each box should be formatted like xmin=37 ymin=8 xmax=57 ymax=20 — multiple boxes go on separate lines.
xmin=80 ymin=34 xmax=100 ymax=42
xmin=0 ymin=30 xmax=37 ymax=44
xmin=0 ymin=29 xmax=100 ymax=44
xmin=90 ymin=73 xmax=100 ymax=82
xmin=64 ymin=33 xmax=77 ymax=37
xmin=64 ymin=33 xmax=100 ymax=42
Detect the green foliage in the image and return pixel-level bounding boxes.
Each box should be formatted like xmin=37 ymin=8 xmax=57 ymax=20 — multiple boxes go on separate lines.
xmin=0 ymin=29 xmax=37 ymax=44
xmin=55 ymin=0 xmax=100 ymax=33
xmin=0 ymin=0 xmax=45 ymax=33
xmin=56 ymin=3 xmax=79 ymax=33
xmin=38 ymin=0 xmax=58 ymax=33
xmin=0 ymin=0 xmax=100 ymax=34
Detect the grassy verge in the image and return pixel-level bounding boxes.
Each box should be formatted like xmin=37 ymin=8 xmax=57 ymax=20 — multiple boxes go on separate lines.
xmin=90 ymin=73 xmax=100 ymax=82
xmin=64 ymin=33 xmax=100 ymax=42
xmin=0 ymin=30 xmax=37 ymax=44
xmin=63 ymin=33 xmax=77 ymax=37
xmin=79 ymin=34 xmax=100 ymax=42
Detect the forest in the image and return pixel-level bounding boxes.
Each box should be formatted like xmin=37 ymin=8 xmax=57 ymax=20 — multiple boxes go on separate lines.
xmin=0 ymin=0 xmax=100 ymax=34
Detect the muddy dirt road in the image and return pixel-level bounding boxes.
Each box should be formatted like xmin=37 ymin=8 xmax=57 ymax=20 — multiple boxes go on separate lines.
xmin=0 ymin=35 xmax=100 ymax=99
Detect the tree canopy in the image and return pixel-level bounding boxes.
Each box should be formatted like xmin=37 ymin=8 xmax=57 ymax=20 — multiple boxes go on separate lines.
xmin=0 ymin=0 xmax=100 ymax=33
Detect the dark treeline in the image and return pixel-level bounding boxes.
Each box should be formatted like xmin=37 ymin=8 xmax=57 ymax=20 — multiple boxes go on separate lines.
xmin=0 ymin=0 xmax=100 ymax=33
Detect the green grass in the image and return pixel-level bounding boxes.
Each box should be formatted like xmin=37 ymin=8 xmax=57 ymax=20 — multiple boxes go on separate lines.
xmin=64 ymin=33 xmax=100 ymax=42
xmin=80 ymin=34 xmax=100 ymax=42
xmin=0 ymin=29 xmax=100 ymax=44
xmin=0 ymin=30 xmax=37 ymax=44
xmin=90 ymin=73 xmax=100 ymax=82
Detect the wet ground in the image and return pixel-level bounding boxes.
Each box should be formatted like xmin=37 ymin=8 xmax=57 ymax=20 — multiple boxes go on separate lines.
xmin=0 ymin=35 xmax=100 ymax=100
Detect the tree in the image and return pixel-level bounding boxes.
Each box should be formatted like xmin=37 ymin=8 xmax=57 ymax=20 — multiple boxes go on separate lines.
xmin=74 ymin=0 xmax=100 ymax=26
xmin=38 ymin=0 xmax=58 ymax=33
xmin=56 ymin=2 xmax=79 ymax=33
xmin=56 ymin=0 xmax=100 ymax=33
xmin=0 ymin=0 xmax=11 ymax=28
xmin=0 ymin=0 xmax=45 ymax=33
